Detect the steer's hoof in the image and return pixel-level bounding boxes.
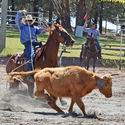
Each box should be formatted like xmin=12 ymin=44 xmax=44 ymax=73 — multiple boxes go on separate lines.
xmin=60 ymin=99 xmax=67 ymax=106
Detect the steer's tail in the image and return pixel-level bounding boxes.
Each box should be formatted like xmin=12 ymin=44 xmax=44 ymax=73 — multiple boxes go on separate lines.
xmin=9 ymin=69 xmax=40 ymax=78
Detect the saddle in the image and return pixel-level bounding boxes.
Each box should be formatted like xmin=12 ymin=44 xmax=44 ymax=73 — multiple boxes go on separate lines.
xmin=13 ymin=52 xmax=26 ymax=65
xmin=13 ymin=44 xmax=46 ymax=65
xmin=35 ymin=44 xmax=46 ymax=61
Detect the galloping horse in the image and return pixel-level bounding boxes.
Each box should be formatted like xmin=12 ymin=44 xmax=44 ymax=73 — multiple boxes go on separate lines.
xmin=6 ymin=24 xmax=74 ymax=97
xmin=80 ymin=35 xmax=98 ymax=72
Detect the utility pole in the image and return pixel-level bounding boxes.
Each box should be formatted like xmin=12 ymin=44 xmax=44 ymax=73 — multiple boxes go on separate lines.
xmin=0 ymin=0 xmax=8 ymax=52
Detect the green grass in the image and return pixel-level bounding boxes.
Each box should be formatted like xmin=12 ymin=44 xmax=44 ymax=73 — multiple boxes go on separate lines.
xmin=0 ymin=30 xmax=49 ymax=56
xmin=1 ymin=31 xmax=23 ymax=56
xmin=1 ymin=30 xmax=125 ymax=62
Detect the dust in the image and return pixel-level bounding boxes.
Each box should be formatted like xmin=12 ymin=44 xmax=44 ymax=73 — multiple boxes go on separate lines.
xmin=0 ymin=81 xmax=50 ymax=113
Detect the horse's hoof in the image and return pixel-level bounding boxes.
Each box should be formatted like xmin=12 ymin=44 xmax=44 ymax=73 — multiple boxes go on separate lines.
xmin=29 ymin=93 xmax=34 ymax=98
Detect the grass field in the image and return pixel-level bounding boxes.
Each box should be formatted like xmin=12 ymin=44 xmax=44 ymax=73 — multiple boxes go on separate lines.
xmin=1 ymin=30 xmax=125 ymax=61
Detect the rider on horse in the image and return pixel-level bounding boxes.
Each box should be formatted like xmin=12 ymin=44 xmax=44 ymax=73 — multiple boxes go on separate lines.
xmin=83 ymin=23 xmax=102 ymax=59
xmin=15 ymin=10 xmax=48 ymax=82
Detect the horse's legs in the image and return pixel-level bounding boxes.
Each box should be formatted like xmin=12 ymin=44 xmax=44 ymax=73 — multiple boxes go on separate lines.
xmin=80 ymin=45 xmax=86 ymax=67
xmin=74 ymin=97 xmax=87 ymax=116
xmin=48 ymin=95 xmax=64 ymax=113
xmin=80 ymin=51 xmax=83 ymax=66
xmin=9 ymin=79 xmax=20 ymax=89
xmin=26 ymin=81 xmax=34 ymax=98
xmin=86 ymin=57 xmax=90 ymax=70
xmin=68 ymin=98 xmax=75 ymax=112
xmin=83 ymin=57 xmax=87 ymax=69
xmin=93 ymin=58 xmax=97 ymax=72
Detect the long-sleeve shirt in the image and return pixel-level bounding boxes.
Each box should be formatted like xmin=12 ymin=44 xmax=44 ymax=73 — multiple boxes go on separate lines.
xmin=83 ymin=26 xmax=100 ymax=38
xmin=15 ymin=10 xmax=46 ymax=44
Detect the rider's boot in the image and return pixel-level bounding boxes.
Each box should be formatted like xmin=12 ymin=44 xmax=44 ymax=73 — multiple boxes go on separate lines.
xmin=98 ymin=52 xmax=102 ymax=59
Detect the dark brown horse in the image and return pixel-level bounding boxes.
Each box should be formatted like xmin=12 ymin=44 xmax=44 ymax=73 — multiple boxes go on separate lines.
xmin=80 ymin=35 xmax=98 ymax=72
xmin=6 ymin=24 xmax=74 ymax=97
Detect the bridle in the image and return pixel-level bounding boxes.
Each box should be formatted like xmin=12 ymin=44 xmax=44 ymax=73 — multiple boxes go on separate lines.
xmin=87 ymin=37 xmax=96 ymax=48
xmin=58 ymin=30 xmax=73 ymax=46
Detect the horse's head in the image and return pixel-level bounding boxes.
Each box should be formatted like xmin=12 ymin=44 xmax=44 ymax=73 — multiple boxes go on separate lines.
xmin=86 ymin=34 xmax=95 ymax=48
xmin=52 ymin=24 xmax=75 ymax=47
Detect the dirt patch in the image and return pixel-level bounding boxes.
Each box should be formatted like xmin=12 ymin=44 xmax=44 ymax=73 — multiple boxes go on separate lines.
xmin=0 ymin=56 xmax=125 ymax=124
xmin=0 ymin=56 xmax=10 ymax=65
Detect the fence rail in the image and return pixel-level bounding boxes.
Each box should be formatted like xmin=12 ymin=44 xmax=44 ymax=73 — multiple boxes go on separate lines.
xmin=102 ymin=47 xmax=125 ymax=51
xmin=103 ymin=44 xmax=125 ymax=48
xmin=0 ymin=10 xmax=52 ymax=26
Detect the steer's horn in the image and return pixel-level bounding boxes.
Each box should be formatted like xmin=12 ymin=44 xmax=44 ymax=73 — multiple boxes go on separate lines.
xmin=111 ymin=73 xmax=119 ymax=76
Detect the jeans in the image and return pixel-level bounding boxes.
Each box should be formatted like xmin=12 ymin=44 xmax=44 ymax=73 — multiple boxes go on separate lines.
xmin=24 ymin=41 xmax=40 ymax=72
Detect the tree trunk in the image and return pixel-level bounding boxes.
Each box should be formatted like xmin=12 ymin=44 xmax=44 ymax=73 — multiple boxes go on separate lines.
xmin=51 ymin=0 xmax=72 ymax=33
xmin=93 ymin=6 xmax=98 ymax=24
xmin=33 ymin=0 xmax=39 ymax=25
xmin=49 ymin=1 xmax=53 ymax=23
xmin=76 ymin=0 xmax=86 ymax=26
xmin=61 ymin=0 xmax=72 ymax=32
xmin=99 ymin=1 xmax=103 ymax=34
xmin=10 ymin=0 xmax=15 ymax=24
xmin=105 ymin=20 xmax=107 ymax=34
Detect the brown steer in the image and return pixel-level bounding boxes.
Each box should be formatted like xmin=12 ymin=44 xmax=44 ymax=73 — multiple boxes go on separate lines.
xmin=9 ymin=66 xmax=112 ymax=116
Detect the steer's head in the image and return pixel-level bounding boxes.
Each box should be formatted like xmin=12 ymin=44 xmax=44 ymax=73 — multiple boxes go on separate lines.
xmin=97 ymin=74 xmax=112 ymax=98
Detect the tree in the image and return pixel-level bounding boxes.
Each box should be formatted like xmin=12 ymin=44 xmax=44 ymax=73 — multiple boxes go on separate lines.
xmin=5 ymin=0 xmax=125 ymax=34
xmin=50 ymin=0 xmax=72 ymax=32
xmin=75 ymin=0 xmax=86 ymax=26
xmin=102 ymin=0 xmax=125 ymax=4
xmin=99 ymin=0 xmax=103 ymax=34
xmin=48 ymin=0 xmax=53 ymax=23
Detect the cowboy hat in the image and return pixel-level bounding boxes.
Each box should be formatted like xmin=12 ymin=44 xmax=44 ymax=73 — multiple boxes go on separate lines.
xmin=90 ymin=23 xmax=97 ymax=28
xmin=22 ymin=15 xmax=36 ymax=25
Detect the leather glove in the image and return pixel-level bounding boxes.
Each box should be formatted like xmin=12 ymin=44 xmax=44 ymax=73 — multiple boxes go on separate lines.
xmin=22 ymin=10 xmax=27 ymax=15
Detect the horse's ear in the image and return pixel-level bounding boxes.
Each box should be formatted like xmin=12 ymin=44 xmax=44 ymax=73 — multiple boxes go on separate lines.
xmin=54 ymin=24 xmax=60 ymax=30
xmin=44 ymin=27 xmax=51 ymax=32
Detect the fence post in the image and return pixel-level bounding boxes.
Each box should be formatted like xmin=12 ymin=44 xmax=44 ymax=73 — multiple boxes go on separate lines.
xmin=119 ymin=30 xmax=123 ymax=70
xmin=0 ymin=0 xmax=8 ymax=52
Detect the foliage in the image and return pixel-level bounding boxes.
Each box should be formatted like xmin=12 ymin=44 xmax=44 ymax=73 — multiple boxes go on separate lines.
xmin=102 ymin=1 xmax=125 ymax=22
xmin=1 ymin=0 xmax=124 ymax=31
xmin=102 ymin=0 xmax=125 ymax=4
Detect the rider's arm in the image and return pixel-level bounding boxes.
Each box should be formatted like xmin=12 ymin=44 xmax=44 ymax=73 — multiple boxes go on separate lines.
xmin=35 ymin=26 xmax=48 ymax=34
xmin=96 ymin=30 xmax=100 ymax=38
xmin=83 ymin=26 xmax=90 ymax=34
xmin=15 ymin=10 xmax=23 ymax=28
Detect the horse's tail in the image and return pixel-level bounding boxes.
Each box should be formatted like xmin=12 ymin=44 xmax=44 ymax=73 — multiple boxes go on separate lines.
xmin=9 ymin=69 xmax=40 ymax=78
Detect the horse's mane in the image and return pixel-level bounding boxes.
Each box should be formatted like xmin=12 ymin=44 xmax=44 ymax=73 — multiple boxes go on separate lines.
xmin=46 ymin=24 xmax=63 ymax=38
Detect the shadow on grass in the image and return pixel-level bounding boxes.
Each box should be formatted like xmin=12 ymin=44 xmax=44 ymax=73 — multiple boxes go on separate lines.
xmin=6 ymin=31 xmax=20 ymax=38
